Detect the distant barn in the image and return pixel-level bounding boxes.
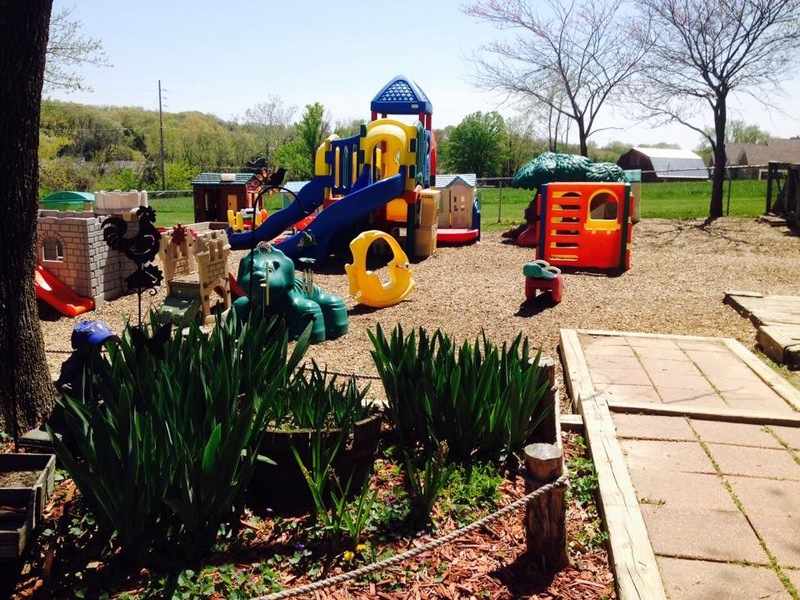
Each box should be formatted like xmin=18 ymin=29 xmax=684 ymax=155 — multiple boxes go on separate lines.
xmin=617 ymin=147 xmax=708 ymax=182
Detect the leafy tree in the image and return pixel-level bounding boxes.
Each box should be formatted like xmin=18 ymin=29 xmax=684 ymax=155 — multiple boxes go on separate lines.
xmin=0 ymin=1 xmax=56 ymax=436
xmin=39 ymin=157 xmax=97 ymax=195
xmin=38 ymin=133 xmax=71 ymax=160
xmin=445 ymin=111 xmax=506 ymax=178
xmin=333 ymin=118 xmax=363 ymax=138
xmin=45 ymin=5 xmax=108 ymax=92
xmin=724 ymin=121 xmax=772 ymax=145
xmin=501 ymin=114 xmax=548 ymax=177
xmin=632 ymin=0 xmax=800 ymax=219
xmin=96 ymin=166 xmax=142 ymax=191
xmin=463 ymin=0 xmax=649 ymax=156
xmin=272 ymin=138 xmax=314 ymax=181
xmin=432 ymin=125 xmax=454 ymax=174
xmin=164 ymin=161 xmax=196 ymax=190
xmin=295 ymin=102 xmax=330 ymax=168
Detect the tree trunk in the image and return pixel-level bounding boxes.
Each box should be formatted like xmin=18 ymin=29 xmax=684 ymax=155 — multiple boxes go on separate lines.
xmin=709 ymin=96 xmax=728 ymax=219
xmin=0 ymin=1 xmax=57 ymax=438
xmin=576 ymin=116 xmax=589 ymax=157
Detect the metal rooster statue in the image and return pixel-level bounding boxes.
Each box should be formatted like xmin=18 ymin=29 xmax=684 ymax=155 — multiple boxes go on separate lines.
xmin=102 ymin=205 xmax=163 ymax=326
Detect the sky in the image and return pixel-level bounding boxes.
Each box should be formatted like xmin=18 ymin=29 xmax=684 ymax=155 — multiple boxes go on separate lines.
xmin=48 ymin=0 xmax=800 ymax=152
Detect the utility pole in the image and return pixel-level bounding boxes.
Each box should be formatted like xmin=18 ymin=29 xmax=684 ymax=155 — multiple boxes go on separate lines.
xmin=158 ymin=80 xmax=166 ymax=190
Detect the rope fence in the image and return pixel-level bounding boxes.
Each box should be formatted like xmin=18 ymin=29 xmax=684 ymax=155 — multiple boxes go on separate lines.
xmin=250 ymin=472 xmax=570 ymax=600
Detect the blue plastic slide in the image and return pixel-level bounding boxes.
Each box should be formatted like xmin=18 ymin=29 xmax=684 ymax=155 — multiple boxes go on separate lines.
xmin=276 ymin=172 xmax=406 ymax=262
xmin=227 ymin=176 xmax=327 ymax=250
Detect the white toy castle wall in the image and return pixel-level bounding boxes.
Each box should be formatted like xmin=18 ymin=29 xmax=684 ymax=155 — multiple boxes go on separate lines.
xmin=95 ymin=189 xmax=149 ymax=210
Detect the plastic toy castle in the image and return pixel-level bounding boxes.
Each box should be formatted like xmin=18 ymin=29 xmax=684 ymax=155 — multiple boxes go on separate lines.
xmin=36 ymin=190 xmax=149 ymax=314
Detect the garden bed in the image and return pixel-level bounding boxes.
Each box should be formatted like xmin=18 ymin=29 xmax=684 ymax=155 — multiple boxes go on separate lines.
xmin=0 ymin=453 xmax=56 ymax=561
xmin=5 ymin=432 xmax=612 ymax=599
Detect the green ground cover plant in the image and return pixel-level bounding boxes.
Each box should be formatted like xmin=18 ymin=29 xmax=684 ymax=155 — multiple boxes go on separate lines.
xmin=50 ymin=313 xmax=309 ymax=564
xmin=369 ymin=324 xmax=552 ymax=464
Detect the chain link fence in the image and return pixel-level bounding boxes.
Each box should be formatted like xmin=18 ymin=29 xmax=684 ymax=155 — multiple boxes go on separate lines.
xmin=477 ymin=165 xmax=770 ymax=225
xmin=142 ymin=165 xmax=772 ymax=228
xmin=147 ymin=189 xmax=192 ymax=199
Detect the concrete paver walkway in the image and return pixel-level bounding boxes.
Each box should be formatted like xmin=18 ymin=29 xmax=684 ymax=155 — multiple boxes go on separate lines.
xmin=560 ymin=329 xmax=800 ymax=600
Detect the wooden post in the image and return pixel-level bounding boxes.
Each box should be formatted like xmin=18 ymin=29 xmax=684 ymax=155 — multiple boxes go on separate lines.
xmin=524 ymin=442 xmax=569 ymax=570
xmin=530 ymin=355 xmax=558 ymax=445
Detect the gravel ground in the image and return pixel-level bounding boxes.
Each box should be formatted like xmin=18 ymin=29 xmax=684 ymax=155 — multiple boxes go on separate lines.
xmin=40 ymin=218 xmax=800 ymax=406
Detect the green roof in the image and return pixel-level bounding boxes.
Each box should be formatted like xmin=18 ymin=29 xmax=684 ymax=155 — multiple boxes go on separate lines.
xmin=191 ymin=172 xmax=255 ymax=186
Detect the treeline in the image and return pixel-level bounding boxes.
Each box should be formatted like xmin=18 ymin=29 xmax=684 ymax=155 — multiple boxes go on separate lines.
xmin=38 ymin=98 xmax=644 ymax=196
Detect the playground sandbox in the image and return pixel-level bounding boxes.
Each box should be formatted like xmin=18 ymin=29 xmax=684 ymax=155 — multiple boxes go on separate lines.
xmin=41 ymin=218 xmax=800 ymax=393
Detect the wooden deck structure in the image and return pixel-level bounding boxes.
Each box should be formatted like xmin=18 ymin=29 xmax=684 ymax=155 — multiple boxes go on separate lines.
xmin=724 ymin=290 xmax=800 ymax=369
xmin=765 ymin=161 xmax=800 ymax=226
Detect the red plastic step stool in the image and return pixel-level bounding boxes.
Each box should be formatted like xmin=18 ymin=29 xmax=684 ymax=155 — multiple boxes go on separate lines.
xmin=523 ymin=259 xmax=563 ymax=303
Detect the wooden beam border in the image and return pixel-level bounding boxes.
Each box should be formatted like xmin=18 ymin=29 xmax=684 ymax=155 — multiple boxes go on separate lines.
xmin=559 ymin=329 xmax=667 ymax=600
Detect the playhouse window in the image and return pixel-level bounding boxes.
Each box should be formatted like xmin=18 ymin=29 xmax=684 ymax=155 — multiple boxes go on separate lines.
xmin=589 ymin=192 xmax=618 ymax=220
xmin=42 ymin=237 xmax=64 ymax=262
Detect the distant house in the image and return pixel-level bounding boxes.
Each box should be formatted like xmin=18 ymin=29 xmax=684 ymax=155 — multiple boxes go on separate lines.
xmin=720 ymin=138 xmax=800 ymax=179
xmin=617 ymin=147 xmax=708 ymax=182
xmin=191 ymin=172 xmax=261 ymax=223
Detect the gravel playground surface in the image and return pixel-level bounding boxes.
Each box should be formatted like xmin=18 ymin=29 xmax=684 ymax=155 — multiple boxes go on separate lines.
xmin=41 ymin=217 xmax=800 ymax=402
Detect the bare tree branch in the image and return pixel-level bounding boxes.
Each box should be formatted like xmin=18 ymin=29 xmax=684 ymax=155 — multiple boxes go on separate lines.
xmin=632 ymin=0 xmax=800 ymax=218
xmin=462 ymin=0 xmax=650 ymax=156
xmin=45 ymin=5 xmax=109 ymax=92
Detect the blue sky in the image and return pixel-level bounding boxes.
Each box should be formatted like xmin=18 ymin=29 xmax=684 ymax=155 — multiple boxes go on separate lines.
xmin=48 ymin=0 xmax=800 ymax=151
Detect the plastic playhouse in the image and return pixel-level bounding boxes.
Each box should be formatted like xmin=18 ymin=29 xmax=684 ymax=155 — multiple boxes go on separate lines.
xmin=538 ymin=182 xmax=632 ymax=271
xmin=36 ymin=190 xmax=153 ymax=316
xmin=433 ymin=174 xmax=481 ymax=244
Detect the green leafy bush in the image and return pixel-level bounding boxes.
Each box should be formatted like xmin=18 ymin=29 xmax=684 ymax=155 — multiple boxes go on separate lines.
xmin=275 ymin=360 xmax=371 ymax=430
xmin=50 ymin=314 xmax=309 ymax=564
xmin=369 ymin=324 xmax=552 ymax=462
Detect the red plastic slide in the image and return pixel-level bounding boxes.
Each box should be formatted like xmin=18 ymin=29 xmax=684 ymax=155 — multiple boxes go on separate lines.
xmin=35 ymin=265 xmax=94 ymax=317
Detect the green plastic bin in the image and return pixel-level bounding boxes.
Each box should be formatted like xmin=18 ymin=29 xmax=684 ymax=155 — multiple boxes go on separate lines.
xmin=623 ymin=170 xmax=641 ymax=223
xmin=39 ymin=191 xmax=95 ymax=211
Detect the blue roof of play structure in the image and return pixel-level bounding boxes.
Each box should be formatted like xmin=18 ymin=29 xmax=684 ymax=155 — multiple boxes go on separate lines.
xmin=371 ymin=75 xmax=432 ymax=115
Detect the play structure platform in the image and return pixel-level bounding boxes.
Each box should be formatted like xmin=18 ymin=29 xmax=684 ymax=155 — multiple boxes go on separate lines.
xmin=560 ymin=329 xmax=800 ymax=599
xmin=724 ymin=290 xmax=800 ymax=369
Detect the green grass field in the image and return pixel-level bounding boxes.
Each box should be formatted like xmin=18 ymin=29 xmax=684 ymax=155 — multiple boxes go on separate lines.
xmin=148 ymin=180 xmax=770 ymax=230
xmin=477 ymin=179 xmax=768 ymax=231
xmin=150 ymin=194 xmax=287 ymax=228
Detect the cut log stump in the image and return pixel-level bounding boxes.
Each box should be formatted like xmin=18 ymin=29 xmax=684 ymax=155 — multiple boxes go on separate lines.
xmin=524 ymin=442 xmax=569 ymax=571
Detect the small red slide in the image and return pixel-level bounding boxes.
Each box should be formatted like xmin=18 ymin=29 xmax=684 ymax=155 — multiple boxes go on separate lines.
xmin=35 ymin=265 xmax=94 ymax=317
